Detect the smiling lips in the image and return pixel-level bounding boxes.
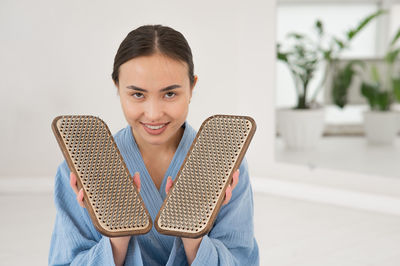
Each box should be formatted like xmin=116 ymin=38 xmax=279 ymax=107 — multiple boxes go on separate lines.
xmin=141 ymin=122 xmax=169 ymax=135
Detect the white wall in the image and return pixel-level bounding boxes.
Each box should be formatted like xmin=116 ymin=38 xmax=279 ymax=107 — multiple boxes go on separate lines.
xmin=390 ymin=4 xmax=400 ymax=37
xmin=0 ymin=0 xmax=276 ymax=177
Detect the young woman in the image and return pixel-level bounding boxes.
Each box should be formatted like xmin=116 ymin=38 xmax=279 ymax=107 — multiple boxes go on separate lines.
xmin=48 ymin=25 xmax=259 ymax=266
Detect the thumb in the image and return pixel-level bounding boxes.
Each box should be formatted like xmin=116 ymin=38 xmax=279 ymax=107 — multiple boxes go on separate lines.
xmin=133 ymin=172 xmax=141 ymax=193
xmin=165 ymin=177 xmax=173 ymax=195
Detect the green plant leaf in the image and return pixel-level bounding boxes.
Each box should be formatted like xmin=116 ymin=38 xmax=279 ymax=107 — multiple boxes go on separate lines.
xmin=277 ymin=51 xmax=289 ymax=62
xmin=371 ymin=65 xmax=380 ymax=83
xmin=333 ymin=38 xmax=345 ymax=49
xmin=315 ymin=20 xmax=324 ymax=36
xmin=323 ymin=50 xmax=332 ymax=60
xmin=346 ymin=9 xmax=386 ymax=41
xmin=361 ymin=82 xmax=379 ymax=110
xmin=331 ymin=61 xmax=364 ymax=108
xmin=385 ymin=48 xmax=400 ymax=65
xmin=376 ymin=91 xmax=391 ymax=111
xmin=287 ymin=33 xmax=305 ymax=40
xmin=390 ymin=27 xmax=400 ymax=47
xmin=277 ymin=10 xmax=385 ymax=109
xmin=393 ymin=77 xmax=400 ymax=102
xmin=361 ymin=82 xmax=392 ymax=111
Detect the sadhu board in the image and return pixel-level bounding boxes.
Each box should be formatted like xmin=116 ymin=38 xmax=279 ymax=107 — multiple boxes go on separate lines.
xmin=52 ymin=115 xmax=152 ymax=237
xmin=155 ymin=115 xmax=256 ymax=238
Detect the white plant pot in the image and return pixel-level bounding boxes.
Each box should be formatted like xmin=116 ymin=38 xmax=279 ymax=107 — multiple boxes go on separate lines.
xmin=363 ymin=111 xmax=400 ymax=145
xmin=277 ymin=108 xmax=325 ymax=150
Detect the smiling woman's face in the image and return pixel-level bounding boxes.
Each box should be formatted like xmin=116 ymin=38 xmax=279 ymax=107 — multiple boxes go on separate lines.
xmin=117 ymin=53 xmax=196 ymax=148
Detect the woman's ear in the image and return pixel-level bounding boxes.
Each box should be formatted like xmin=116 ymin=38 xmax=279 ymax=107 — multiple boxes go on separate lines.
xmin=190 ymin=75 xmax=198 ymax=98
xmin=192 ymin=75 xmax=198 ymax=88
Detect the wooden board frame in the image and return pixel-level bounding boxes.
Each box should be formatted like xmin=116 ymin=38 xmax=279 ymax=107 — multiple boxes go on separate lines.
xmin=52 ymin=115 xmax=152 ymax=237
xmin=155 ymin=115 xmax=256 ymax=238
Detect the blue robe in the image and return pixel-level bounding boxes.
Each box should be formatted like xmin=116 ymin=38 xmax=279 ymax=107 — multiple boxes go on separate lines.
xmin=48 ymin=122 xmax=259 ymax=265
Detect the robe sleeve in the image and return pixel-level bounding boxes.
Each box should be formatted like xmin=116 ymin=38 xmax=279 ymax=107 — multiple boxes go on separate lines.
xmin=167 ymin=158 xmax=259 ymax=266
xmin=48 ymin=161 xmax=143 ymax=266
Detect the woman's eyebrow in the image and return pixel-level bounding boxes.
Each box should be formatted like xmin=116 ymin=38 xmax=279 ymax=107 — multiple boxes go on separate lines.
xmin=126 ymin=84 xmax=181 ymax=92
xmin=126 ymin=85 xmax=146 ymax=92
xmin=160 ymin=85 xmax=181 ymax=92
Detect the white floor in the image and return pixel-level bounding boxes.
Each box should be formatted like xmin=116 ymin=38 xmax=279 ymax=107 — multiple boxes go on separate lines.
xmin=254 ymin=193 xmax=400 ymax=266
xmin=1 ymin=191 xmax=399 ymax=265
xmin=0 ymin=193 xmax=55 ymax=265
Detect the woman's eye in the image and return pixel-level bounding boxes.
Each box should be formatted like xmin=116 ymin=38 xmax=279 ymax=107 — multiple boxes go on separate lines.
xmin=165 ymin=92 xmax=176 ymax=99
xmin=132 ymin=92 xmax=144 ymax=99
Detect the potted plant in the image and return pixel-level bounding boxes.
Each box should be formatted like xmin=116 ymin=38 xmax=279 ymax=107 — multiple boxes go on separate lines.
xmin=276 ymin=10 xmax=384 ymax=150
xmin=361 ymin=29 xmax=400 ymax=144
xmin=331 ymin=27 xmax=400 ymax=144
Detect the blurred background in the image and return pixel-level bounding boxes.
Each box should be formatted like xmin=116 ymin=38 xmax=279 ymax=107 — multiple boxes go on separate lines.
xmin=1 ymin=0 xmax=399 ymax=265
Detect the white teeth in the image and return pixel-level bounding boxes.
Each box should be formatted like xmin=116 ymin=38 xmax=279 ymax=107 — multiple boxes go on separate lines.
xmin=144 ymin=124 xmax=166 ymax=130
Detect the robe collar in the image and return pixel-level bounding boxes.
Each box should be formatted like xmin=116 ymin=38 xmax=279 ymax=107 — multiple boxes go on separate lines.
xmin=125 ymin=121 xmax=195 ymax=219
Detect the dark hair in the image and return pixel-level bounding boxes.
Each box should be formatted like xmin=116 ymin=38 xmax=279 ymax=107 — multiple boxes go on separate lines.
xmin=112 ymin=25 xmax=195 ymax=86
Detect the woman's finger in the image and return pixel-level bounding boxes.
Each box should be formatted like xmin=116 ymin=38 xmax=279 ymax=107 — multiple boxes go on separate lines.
xmin=223 ymin=185 xmax=232 ymax=205
xmin=231 ymin=169 xmax=240 ymax=191
xmin=133 ymin=172 xmax=141 ymax=192
xmin=70 ymin=172 xmax=79 ymax=195
xmin=77 ymin=188 xmax=85 ymax=208
xmin=165 ymin=177 xmax=173 ymax=195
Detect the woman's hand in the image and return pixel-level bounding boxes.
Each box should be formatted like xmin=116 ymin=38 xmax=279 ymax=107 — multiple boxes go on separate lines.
xmin=69 ymin=171 xmax=141 ymax=266
xmin=165 ymin=169 xmax=240 ymax=264
xmin=222 ymin=169 xmax=239 ymax=205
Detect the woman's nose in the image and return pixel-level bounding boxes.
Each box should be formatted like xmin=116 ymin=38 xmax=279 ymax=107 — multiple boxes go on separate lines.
xmin=145 ymin=100 xmax=163 ymax=121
